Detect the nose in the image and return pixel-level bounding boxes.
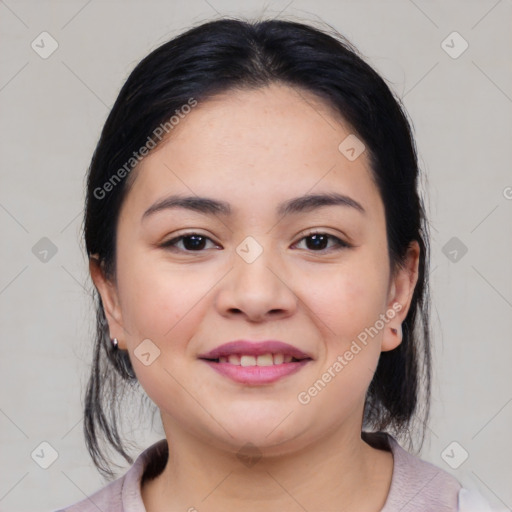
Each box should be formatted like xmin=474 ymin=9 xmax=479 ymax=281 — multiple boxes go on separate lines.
xmin=214 ymin=243 xmax=298 ymax=322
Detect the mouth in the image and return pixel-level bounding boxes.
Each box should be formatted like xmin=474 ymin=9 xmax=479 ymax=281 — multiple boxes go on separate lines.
xmin=198 ymin=340 xmax=313 ymax=384
xmin=200 ymin=353 xmax=309 ymax=366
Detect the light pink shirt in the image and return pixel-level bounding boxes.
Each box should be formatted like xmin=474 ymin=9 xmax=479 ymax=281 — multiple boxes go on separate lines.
xmin=56 ymin=432 xmax=474 ymax=511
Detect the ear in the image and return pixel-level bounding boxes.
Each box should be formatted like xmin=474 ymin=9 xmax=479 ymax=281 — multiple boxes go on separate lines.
xmin=89 ymin=256 xmax=127 ymax=350
xmin=381 ymin=240 xmax=420 ymax=352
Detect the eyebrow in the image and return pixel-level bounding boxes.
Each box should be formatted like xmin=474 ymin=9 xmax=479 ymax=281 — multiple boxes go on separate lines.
xmin=141 ymin=192 xmax=365 ymax=221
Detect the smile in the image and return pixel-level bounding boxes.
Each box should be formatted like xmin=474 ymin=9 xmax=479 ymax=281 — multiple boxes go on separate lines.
xmin=200 ymin=355 xmax=312 ymax=385
xmin=214 ymin=353 xmax=300 ymax=366
xmin=198 ymin=340 xmax=313 ymax=384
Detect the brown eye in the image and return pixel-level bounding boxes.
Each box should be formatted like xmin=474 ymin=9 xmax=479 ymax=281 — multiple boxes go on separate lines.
xmin=161 ymin=233 xmax=218 ymax=252
xmin=294 ymin=232 xmax=350 ymax=252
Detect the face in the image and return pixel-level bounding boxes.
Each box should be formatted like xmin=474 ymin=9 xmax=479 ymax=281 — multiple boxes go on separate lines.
xmin=91 ymin=83 xmax=419 ymax=456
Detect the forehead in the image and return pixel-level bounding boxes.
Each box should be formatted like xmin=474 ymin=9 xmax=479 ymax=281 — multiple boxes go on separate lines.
xmin=163 ymin=83 xmax=354 ymax=159
xmin=121 ymin=83 xmax=383 ymax=222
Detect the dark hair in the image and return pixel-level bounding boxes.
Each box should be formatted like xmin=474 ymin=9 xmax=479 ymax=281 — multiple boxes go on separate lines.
xmin=83 ymin=16 xmax=431 ymax=479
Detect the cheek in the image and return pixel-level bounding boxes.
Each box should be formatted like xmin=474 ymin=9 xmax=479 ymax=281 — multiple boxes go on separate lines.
xmin=116 ymin=250 xmax=210 ymax=341
xmin=295 ymin=265 xmax=386 ymax=426
xmin=115 ymin=255 xmax=213 ymax=402
xmin=304 ymin=259 xmax=389 ymax=342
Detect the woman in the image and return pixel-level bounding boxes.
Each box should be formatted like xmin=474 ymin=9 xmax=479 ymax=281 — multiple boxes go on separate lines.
xmin=57 ymin=17 xmax=494 ymax=512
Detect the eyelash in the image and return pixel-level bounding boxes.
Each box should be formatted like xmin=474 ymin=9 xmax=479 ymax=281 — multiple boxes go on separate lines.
xmin=160 ymin=231 xmax=351 ymax=253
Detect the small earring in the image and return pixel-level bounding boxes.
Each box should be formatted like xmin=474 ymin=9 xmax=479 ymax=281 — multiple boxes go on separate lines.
xmin=111 ymin=338 xmax=119 ymax=350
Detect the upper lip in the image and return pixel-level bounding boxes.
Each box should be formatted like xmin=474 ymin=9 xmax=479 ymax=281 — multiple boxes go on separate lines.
xmin=198 ymin=340 xmax=313 ymax=360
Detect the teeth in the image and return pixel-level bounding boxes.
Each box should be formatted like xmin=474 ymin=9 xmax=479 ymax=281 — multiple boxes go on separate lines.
xmin=228 ymin=354 xmax=240 ymax=365
xmin=273 ymin=353 xmax=284 ymax=365
xmin=240 ymin=355 xmax=256 ymax=367
xmin=217 ymin=353 xmax=299 ymax=366
xmin=256 ymin=353 xmax=273 ymax=366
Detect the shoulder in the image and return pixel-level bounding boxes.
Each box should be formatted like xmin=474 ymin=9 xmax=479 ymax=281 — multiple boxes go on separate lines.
xmin=54 ymin=476 xmax=125 ymax=512
xmin=365 ymin=432 xmax=462 ymax=512
xmin=55 ymin=439 xmax=168 ymax=512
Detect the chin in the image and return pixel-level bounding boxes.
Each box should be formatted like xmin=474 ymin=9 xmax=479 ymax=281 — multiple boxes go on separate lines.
xmin=219 ymin=416 xmax=307 ymax=451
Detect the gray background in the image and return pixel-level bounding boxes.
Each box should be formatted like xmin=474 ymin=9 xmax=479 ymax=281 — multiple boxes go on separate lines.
xmin=0 ymin=1 xmax=511 ymax=510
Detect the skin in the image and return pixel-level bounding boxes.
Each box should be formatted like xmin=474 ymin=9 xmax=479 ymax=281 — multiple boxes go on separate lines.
xmin=90 ymin=83 xmax=420 ymax=511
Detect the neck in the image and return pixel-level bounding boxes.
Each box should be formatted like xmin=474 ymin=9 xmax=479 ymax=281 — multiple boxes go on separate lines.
xmin=141 ymin=417 xmax=393 ymax=511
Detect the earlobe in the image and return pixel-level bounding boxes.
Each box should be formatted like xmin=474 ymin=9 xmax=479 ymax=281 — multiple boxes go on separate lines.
xmin=89 ymin=257 xmax=126 ymax=349
xmin=381 ymin=241 xmax=420 ymax=352
xmin=382 ymin=306 xmax=404 ymax=352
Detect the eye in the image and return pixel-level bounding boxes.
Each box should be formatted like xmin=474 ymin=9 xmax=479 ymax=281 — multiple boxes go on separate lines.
xmin=293 ymin=231 xmax=351 ymax=252
xmin=160 ymin=231 xmax=350 ymax=253
xmin=160 ymin=232 xmax=220 ymax=252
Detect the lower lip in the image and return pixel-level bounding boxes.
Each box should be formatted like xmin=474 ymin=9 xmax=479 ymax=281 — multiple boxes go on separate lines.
xmin=201 ymin=359 xmax=311 ymax=384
